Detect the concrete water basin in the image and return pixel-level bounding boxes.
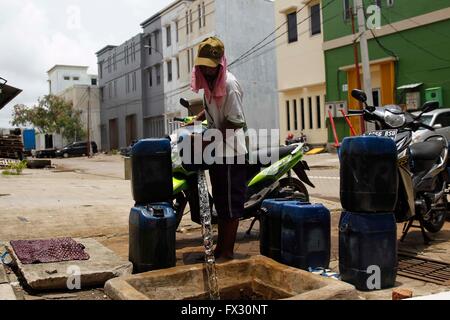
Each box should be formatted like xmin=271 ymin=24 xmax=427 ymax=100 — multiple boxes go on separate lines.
xmin=105 ymin=255 xmax=358 ymax=300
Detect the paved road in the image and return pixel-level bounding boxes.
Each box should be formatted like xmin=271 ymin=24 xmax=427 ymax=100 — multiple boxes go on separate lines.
xmin=302 ymin=153 xmax=341 ymax=204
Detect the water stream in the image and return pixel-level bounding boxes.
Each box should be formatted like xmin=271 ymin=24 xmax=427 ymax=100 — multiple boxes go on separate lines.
xmin=197 ymin=171 xmax=220 ymax=300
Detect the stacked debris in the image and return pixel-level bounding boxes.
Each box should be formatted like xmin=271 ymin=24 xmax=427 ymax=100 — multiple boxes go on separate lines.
xmin=0 ymin=135 xmax=23 ymax=159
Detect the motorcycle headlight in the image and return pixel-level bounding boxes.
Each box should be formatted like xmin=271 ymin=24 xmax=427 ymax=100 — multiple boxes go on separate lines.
xmin=384 ymin=111 xmax=406 ymax=128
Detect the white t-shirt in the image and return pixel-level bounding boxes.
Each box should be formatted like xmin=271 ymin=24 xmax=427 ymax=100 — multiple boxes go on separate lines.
xmin=204 ymin=71 xmax=248 ymax=159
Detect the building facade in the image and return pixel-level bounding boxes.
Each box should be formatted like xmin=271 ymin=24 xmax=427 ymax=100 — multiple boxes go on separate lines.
xmin=274 ymin=0 xmax=328 ymax=145
xmin=45 ymin=65 xmax=100 ymax=151
xmin=96 ymin=33 xmax=145 ymax=151
xmin=98 ymin=0 xmax=279 ymax=151
xmin=47 ymin=65 xmax=97 ymax=95
xmin=323 ymin=0 xmax=450 ymax=137
xmin=59 ymin=85 xmax=102 ymax=149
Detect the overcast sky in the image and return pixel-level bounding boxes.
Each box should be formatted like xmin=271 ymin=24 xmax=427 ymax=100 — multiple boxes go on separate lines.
xmin=0 ymin=0 xmax=172 ymax=127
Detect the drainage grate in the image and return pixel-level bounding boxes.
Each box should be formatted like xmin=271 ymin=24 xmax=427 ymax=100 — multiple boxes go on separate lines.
xmin=398 ymin=253 xmax=450 ymax=286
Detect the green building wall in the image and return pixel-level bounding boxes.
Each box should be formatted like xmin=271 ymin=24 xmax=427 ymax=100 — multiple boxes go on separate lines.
xmin=323 ymin=0 xmax=450 ymax=107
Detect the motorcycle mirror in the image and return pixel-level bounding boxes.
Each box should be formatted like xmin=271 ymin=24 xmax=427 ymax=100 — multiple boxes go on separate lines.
xmin=180 ymin=98 xmax=190 ymax=109
xmin=421 ymin=101 xmax=439 ymax=114
xmin=351 ymin=89 xmax=367 ymax=103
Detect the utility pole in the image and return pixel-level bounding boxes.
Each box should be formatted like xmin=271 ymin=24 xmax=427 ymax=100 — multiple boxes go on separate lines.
xmin=87 ymin=87 xmax=91 ymax=157
xmin=350 ymin=8 xmax=365 ymax=134
xmin=354 ymin=0 xmax=374 ymax=133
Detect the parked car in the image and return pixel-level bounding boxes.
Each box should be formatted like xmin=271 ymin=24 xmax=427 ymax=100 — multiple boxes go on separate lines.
xmin=35 ymin=148 xmax=57 ymax=159
xmin=412 ymin=108 xmax=450 ymax=143
xmin=56 ymin=141 xmax=98 ymax=158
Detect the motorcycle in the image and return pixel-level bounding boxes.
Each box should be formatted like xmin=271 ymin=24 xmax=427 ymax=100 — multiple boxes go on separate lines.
xmin=169 ymin=99 xmax=315 ymax=234
xmin=286 ymin=133 xmax=312 ymax=153
xmin=350 ymin=89 xmax=449 ymax=243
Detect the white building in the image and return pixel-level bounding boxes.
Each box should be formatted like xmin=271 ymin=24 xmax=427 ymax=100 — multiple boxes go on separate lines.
xmin=47 ymin=65 xmax=98 ymax=95
xmin=37 ymin=65 xmax=101 ymax=152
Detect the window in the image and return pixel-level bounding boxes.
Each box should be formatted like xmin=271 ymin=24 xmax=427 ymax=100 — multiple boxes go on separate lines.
xmin=300 ymin=98 xmax=305 ymax=130
xmin=114 ymin=80 xmax=117 ymax=97
xmin=286 ymin=101 xmax=291 ymax=131
xmin=308 ymin=97 xmax=313 ymax=129
xmin=166 ymin=25 xmax=172 ymax=47
xmin=156 ymin=64 xmax=161 ymax=85
xmin=202 ymin=2 xmax=206 ymax=27
xmin=148 ymin=37 xmax=152 ymax=55
xmin=287 ymin=12 xmax=298 ymax=43
xmin=375 ymin=0 xmax=382 ymax=8
xmin=126 ymin=74 xmax=130 ymax=93
xmin=132 ymin=72 xmax=136 ymax=91
xmin=310 ymin=4 xmax=321 ymax=36
xmin=316 ymin=96 xmax=322 ymax=129
xmin=154 ymin=31 xmax=159 ymax=52
xmin=175 ymin=21 xmax=179 ymax=42
xmin=132 ymin=41 xmax=136 ymax=62
xmin=108 ymin=56 xmax=112 ymax=72
xmin=91 ymin=78 xmax=97 ymax=86
xmin=176 ymin=57 xmax=180 ymax=79
xmin=148 ymin=68 xmax=153 ymax=87
xmin=435 ymin=113 xmax=450 ymax=127
xmin=190 ymin=10 xmax=193 ymax=33
xmin=187 ymin=49 xmax=191 ymax=72
xmin=387 ymin=0 xmax=394 ymax=7
xmin=186 ymin=11 xmax=189 ymax=35
xmin=113 ymin=53 xmax=117 ymax=71
xmin=343 ymin=0 xmax=351 ymax=20
xmin=100 ymin=87 xmax=104 ymax=101
xmin=109 ymin=82 xmax=112 ymax=99
xmin=99 ymin=62 xmax=103 ymax=79
xmin=167 ymin=60 xmax=173 ymax=82
xmin=198 ymin=4 xmax=202 ymax=29
xmin=64 ymin=76 xmax=70 ymax=81
xmin=73 ymin=76 xmax=79 ymax=81
xmin=293 ymin=100 xmax=298 ymax=131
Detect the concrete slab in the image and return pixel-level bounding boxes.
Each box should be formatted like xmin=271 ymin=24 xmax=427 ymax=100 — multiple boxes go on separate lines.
xmin=7 ymin=238 xmax=132 ymax=291
xmin=105 ymin=255 xmax=358 ymax=300
xmin=0 ymin=284 xmax=16 ymax=300
xmin=0 ymin=264 xmax=8 ymax=284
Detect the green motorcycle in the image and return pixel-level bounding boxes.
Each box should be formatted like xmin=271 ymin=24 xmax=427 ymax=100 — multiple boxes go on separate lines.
xmin=169 ymin=103 xmax=315 ymax=234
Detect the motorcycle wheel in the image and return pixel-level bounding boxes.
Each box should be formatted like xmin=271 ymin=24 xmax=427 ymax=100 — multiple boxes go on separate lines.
xmin=271 ymin=177 xmax=309 ymax=202
xmin=423 ymin=196 xmax=447 ymax=233
xmin=302 ymin=144 xmax=311 ymax=153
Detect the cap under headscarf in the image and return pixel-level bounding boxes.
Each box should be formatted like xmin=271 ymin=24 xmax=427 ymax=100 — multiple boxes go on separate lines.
xmin=191 ymin=37 xmax=227 ymax=106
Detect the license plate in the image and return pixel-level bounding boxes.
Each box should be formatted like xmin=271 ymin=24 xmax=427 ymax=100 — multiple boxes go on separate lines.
xmin=364 ymin=129 xmax=398 ymax=140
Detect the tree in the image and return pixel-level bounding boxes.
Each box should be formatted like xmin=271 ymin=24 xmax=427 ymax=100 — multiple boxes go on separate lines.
xmin=11 ymin=95 xmax=86 ymax=142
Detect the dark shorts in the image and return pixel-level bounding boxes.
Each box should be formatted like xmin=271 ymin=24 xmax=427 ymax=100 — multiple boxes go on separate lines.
xmin=209 ymin=162 xmax=248 ymax=221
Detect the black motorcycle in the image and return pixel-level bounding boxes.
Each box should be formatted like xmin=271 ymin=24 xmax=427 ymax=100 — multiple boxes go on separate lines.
xmin=350 ymin=89 xmax=449 ymax=243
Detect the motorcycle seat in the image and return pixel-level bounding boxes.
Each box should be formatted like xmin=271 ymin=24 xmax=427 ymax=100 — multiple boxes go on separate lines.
xmin=248 ymin=145 xmax=298 ymax=166
xmin=410 ymin=140 xmax=444 ymax=161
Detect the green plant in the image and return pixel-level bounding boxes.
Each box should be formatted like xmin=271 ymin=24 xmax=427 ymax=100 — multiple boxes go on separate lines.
xmin=2 ymin=160 xmax=27 ymax=176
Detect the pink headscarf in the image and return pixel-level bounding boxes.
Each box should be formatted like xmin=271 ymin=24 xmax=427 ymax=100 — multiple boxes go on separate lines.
xmin=191 ymin=56 xmax=228 ymax=107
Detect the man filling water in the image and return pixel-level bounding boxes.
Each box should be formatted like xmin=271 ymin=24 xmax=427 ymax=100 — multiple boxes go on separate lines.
xmin=189 ymin=37 xmax=248 ymax=261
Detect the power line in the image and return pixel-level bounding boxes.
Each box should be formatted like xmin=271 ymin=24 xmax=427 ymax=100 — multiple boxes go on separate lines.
xmin=228 ymin=0 xmax=316 ymax=68
xmin=230 ymin=10 xmax=342 ymax=70
xmin=229 ymin=0 xmax=338 ymax=68
xmin=387 ymin=7 xmax=450 ymax=42
xmin=380 ymin=10 xmax=450 ymax=63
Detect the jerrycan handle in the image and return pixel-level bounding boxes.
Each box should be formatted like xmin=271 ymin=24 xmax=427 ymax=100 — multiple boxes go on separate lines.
xmin=153 ymin=207 xmax=165 ymax=218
